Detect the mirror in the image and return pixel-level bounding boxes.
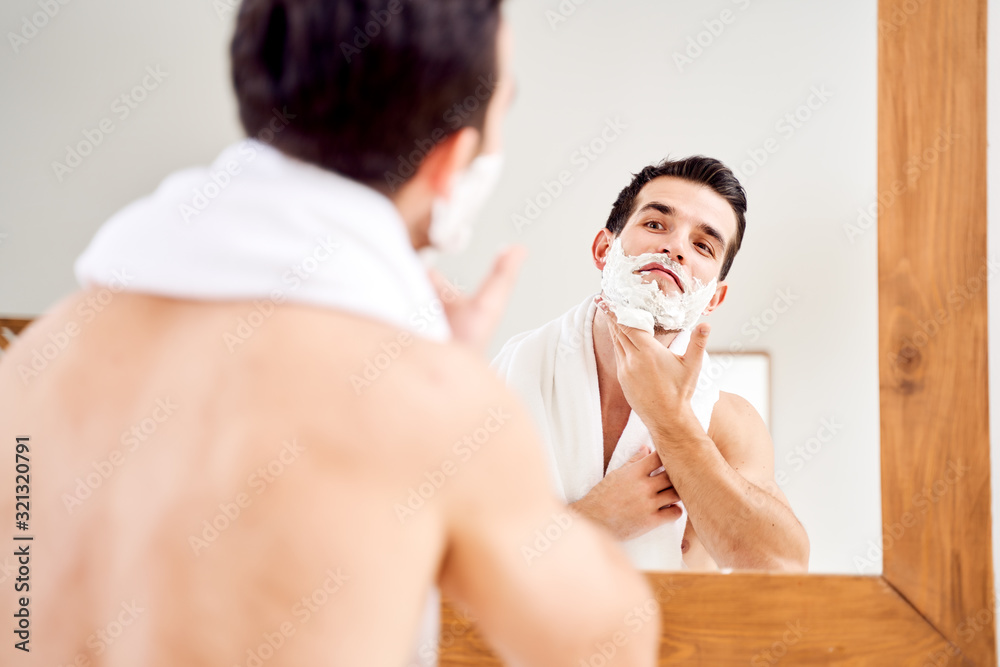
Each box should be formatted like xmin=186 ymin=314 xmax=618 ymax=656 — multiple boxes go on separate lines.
xmin=435 ymin=0 xmax=879 ymax=573
xmin=442 ymin=0 xmax=995 ymax=662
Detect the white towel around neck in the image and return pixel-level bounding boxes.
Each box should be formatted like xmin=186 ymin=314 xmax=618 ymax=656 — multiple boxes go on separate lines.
xmin=75 ymin=139 xmax=451 ymax=341
xmin=492 ymin=294 xmax=720 ymax=570
xmin=74 ymin=139 xmax=448 ymax=666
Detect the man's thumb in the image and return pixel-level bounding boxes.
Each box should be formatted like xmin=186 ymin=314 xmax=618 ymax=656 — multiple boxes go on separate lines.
xmin=693 ymin=323 xmax=711 ymax=345
xmin=686 ymin=323 xmax=711 ymax=360
xmin=628 ymin=446 xmax=650 ymax=463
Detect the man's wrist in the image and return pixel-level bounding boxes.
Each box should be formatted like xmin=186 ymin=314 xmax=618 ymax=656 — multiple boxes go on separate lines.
xmin=648 ymin=408 xmax=711 ymax=452
xmin=649 ymin=409 xmax=718 ymax=472
xmin=568 ymin=497 xmax=590 ymax=519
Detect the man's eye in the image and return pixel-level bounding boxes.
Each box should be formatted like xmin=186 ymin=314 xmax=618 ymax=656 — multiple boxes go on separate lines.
xmin=697 ymin=242 xmax=713 ymax=255
xmin=645 ymin=221 xmax=663 ymax=230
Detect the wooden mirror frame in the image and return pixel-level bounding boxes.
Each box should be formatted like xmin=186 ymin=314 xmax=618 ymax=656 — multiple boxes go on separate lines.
xmin=440 ymin=0 xmax=996 ymax=663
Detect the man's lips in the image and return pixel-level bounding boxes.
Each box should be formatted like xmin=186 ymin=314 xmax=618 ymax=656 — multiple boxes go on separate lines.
xmin=636 ymin=262 xmax=684 ymax=292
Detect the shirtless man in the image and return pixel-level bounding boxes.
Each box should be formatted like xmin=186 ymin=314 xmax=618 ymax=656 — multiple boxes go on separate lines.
xmin=495 ymin=157 xmax=810 ymax=572
xmin=0 ymin=1 xmax=658 ymax=665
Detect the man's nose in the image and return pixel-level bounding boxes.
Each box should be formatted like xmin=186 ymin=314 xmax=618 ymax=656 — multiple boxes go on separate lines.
xmin=658 ymin=241 xmax=683 ymax=263
xmin=655 ymin=224 xmax=691 ymax=262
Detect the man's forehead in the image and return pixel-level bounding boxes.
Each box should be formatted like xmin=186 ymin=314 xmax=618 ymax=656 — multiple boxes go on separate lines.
xmin=631 ymin=176 xmax=738 ymax=240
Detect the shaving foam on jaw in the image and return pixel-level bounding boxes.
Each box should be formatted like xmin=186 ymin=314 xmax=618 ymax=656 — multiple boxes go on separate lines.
xmin=600 ymin=237 xmax=717 ymax=334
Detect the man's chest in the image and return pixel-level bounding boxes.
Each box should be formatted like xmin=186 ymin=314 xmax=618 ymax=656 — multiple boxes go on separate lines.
xmin=600 ymin=403 xmax=632 ymax=474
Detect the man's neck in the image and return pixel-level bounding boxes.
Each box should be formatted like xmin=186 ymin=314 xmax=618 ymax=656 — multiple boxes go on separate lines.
xmin=591 ymin=303 xmax=680 ymax=416
xmin=386 ymin=177 xmax=432 ymax=250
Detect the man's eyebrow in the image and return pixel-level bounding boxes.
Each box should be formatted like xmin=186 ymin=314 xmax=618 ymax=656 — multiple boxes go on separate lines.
xmin=635 ymin=201 xmax=729 ymax=253
xmin=636 ymin=201 xmax=673 ymax=217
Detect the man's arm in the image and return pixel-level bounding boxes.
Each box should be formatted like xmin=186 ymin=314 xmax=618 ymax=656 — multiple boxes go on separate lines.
xmin=566 ymin=392 xmax=806 ymax=572
xmin=667 ymin=390 xmax=808 ymax=572
xmin=436 ymin=355 xmax=660 ymax=666
xmin=679 ymin=521 xmax=719 ymax=571
xmin=598 ymin=302 xmax=808 ymax=572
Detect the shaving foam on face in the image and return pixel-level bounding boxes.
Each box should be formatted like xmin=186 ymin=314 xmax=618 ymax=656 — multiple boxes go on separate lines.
xmin=600 ymin=237 xmax=717 ymax=334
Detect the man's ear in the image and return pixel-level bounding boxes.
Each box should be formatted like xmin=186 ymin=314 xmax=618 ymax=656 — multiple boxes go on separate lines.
xmin=411 ymin=126 xmax=481 ymax=199
xmin=703 ymin=282 xmax=728 ymax=315
xmin=592 ymin=229 xmax=614 ymax=270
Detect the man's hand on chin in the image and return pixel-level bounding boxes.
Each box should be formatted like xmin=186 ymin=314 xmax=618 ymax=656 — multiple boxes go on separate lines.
xmin=429 ymin=245 xmax=526 ymax=355
xmin=596 ymin=296 xmax=709 ymax=441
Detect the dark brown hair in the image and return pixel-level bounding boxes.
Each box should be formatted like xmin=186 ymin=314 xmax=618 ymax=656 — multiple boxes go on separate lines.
xmin=605 ymin=156 xmax=748 ymax=281
xmin=231 ymin=0 xmax=502 ymax=191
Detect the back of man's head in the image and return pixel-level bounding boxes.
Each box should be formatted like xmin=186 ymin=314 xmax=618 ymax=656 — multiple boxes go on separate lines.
xmin=231 ymin=0 xmax=502 ymax=192
xmin=605 ymin=156 xmax=748 ymax=281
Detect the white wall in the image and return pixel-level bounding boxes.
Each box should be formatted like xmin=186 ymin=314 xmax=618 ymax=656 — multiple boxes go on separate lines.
xmin=0 ymin=0 xmax=880 ymax=573
xmin=0 ymin=0 xmax=242 ymax=311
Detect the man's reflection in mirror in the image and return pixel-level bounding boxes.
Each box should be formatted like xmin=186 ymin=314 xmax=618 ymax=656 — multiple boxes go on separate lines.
xmin=494 ymin=157 xmax=810 ymax=572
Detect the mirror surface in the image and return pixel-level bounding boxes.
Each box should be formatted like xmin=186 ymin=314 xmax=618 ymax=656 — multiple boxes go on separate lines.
xmin=437 ymin=0 xmax=880 ymax=574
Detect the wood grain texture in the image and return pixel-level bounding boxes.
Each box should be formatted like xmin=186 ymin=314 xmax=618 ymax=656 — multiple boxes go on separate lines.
xmin=878 ymin=0 xmax=995 ymax=662
xmin=438 ymin=0 xmax=996 ymax=664
xmin=0 ymin=318 xmax=33 ymax=351
xmin=442 ymin=574 xmax=957 ymax=666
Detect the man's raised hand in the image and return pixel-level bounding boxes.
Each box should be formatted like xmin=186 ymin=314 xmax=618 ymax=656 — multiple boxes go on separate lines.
xmin=428 ymin=245 xmax=527 ymax=355
xmin=597 ymin=296 xmax=710 ymax=434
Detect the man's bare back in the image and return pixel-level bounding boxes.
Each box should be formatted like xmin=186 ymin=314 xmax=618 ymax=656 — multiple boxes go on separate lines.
xmin=0 ymin=290 xmax=657 ymax=665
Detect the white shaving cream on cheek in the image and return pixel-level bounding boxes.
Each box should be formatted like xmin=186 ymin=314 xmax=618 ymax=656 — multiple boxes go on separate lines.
xmin=600 ymin=237 xmax=718 ymax=334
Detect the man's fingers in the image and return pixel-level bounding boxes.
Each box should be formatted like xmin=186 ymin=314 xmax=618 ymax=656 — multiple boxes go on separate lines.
xmin=600 ymin=302 xmax=640 ymax=353
xmin=656 ymin=504 xmax=684 ymax=521
xmin=427 ymin=268 xmax=465 ymax=303
xmin=472 ymin=245 xmax=526 ymax=313
xmin=627 ymin=446 xmax=650 ymax=464
xmin=613 ymin=318 xmax=655 ymax=350
xmin=640 ymin=450 xmax=665 ymax=474
xmin=656 ymin=488 xmax=680 ymax=505
xmin=598 ymin=300 xmax=645 ymax=351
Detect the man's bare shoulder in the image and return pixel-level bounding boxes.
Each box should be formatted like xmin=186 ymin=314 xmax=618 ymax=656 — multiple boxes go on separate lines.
xmin=711 ymin=390 xmax=766 ymax=425
xmin=268 ymin=305 xmax=556 ymax=524
xmin=259 ymin=304 xmax=526 ymax=459
xmin=276 ymin=304 xmax=505 ymax=392
xmin=2 ymin=292 xmax=531 ymax=484
xmin=707 ymin=390 xmax=773 ymax=469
